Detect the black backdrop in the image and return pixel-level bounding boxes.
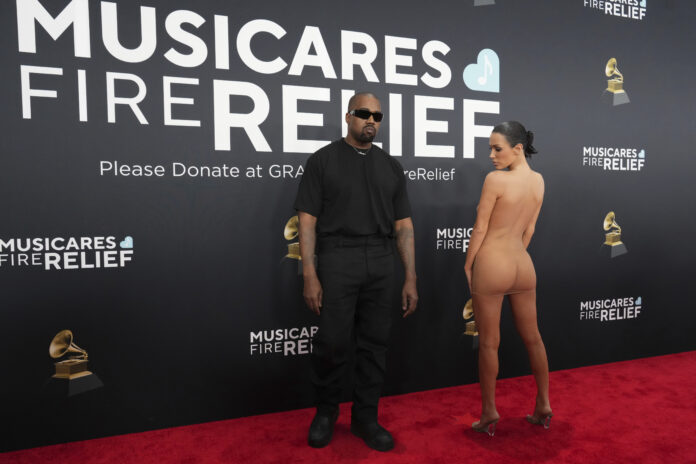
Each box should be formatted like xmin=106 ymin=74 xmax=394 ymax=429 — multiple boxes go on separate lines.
xmin=2 ymin=0 xmax=695 ymax=452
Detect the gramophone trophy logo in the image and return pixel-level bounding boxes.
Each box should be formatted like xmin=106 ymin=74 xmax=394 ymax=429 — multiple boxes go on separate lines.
xmin=604 ymin=58 xmax=630 ymax=106
xmin=602 ymin=211 xmax=628 ymax=258
xmin=48 ymin=330 xmax=103 ymax=395
xmin=284 ymin=215 xmax=301 ymax=260
xmin=283 ymin=215 xmax=304 ymax=274
xmin=462 ymin=298 xmax=479 ymax=348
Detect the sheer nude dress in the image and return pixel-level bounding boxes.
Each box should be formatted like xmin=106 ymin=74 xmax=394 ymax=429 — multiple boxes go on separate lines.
xmin=471 ymin=171 xmax=544 ymax=296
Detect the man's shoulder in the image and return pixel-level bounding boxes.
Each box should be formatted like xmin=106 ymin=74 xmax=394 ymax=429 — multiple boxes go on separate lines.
xmin=315 ymin=139 xmax=346 ymax=156
xmin=305 ymin=140 xmax=344 ymax=166
xmin=371 ymin=145 xmax=404 ymax=170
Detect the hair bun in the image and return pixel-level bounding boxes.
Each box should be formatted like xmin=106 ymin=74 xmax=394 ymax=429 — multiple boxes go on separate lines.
xmin=492 ymin=121 xmax=538 ymax=158
xmin=526 ymin=130 xmax=538 ymax=155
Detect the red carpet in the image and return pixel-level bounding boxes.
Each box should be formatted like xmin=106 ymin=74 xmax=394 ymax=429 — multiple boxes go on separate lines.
xmin=2 ymin=351 xmax=695 ymax=464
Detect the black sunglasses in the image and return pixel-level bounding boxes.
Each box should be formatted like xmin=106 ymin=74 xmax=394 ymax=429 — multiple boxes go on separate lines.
xmin=349 ymin=109 xmax=384 ymax=122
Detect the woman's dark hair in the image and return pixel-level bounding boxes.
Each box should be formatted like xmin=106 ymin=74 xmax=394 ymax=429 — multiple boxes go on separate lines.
xmin=492 ymin=121 xmax=538 ymax=158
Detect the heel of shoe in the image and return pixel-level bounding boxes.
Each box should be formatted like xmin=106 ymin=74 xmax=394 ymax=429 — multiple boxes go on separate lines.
xmin=487 ymin=421 xmax=497 ymax=437
xmin=526 ymin=413 xmax=553 ymax=429
xmin=472 ymin=418 xmax=499 ymax=437
xmin=543 ymin=414 xmax=552 ymax=429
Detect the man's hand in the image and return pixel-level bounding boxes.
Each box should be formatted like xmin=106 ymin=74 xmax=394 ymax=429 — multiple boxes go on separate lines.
xmin=401 ymin=277 xmax=418 ymax=318
xmin=303 ymin=274 xmax=323 ymax=315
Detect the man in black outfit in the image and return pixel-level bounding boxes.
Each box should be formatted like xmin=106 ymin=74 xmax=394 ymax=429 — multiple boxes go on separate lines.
xmin=294 ymin=92 xmax=418 ymax=452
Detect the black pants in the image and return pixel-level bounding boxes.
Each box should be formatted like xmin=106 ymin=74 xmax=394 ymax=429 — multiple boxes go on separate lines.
xmin=312 ymin=235 xmax=395 ymax=423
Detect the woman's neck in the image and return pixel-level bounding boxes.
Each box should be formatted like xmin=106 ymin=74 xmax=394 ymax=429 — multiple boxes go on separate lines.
xmin=508 ymin=157 xmax=530 ymax=171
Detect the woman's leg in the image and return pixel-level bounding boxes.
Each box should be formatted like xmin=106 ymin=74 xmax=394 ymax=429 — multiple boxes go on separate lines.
xmin=508 ymin=290 xmax=551 ymax=416
xmin=472 ymin=293 xmax=504 ymax=422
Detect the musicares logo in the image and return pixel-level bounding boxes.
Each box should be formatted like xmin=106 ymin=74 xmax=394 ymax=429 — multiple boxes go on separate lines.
xmin=436 ymin=227 xmax=473 ymax=252
xmin=583 ymin=0 xmax=647 ymax=21
xmin=579 ymin=296 xmax=642 ymax=321
xmin=16 ymin=3 xmax=503 ymax=159
xmin=582 ymin=147 xmax=645 ymax=171
xmin=0 ymin=236 xmax=134 ymax=270
xmin=249 ymin=326 xmax=318 ymax=356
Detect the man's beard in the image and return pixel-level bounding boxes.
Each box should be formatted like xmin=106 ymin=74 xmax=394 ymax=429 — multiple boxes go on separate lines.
xmin=356 ymin=127 xmax=375 ymax=142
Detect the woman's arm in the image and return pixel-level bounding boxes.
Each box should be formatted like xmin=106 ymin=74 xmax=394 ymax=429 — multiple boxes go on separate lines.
xmin=464 ymin=172 xmax=503 ymax=287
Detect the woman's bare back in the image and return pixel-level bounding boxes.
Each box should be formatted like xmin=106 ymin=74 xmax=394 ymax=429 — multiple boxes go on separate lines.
xmin=471 ymin=169 xmax=544 ymax=296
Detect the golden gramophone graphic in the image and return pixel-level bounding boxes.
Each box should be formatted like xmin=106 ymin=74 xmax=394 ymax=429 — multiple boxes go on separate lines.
xmin=47 ymin=330 xmax=103 ymax=396
xmin=462 ymin=298 xmax=479 ymax=337
xmin=49 ymin=330 xmax=93 ymax=379
xmin=602 ymin=211 xmax=628 ymax=258
xmin=284 ymin=215 xmax=301 ymax=260
xmin=604 ymin=58 xmax=630 ymax=106
xmin=605 ymin=58 xmax=624 ymax=92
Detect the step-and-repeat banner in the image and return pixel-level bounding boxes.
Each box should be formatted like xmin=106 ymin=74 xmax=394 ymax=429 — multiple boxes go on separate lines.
xmin=2 ymin=0 xmax=695 ymax=451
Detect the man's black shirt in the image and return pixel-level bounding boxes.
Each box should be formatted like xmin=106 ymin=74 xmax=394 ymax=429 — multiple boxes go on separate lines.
xmin=294 ymin=139 xmax=411 ymax=237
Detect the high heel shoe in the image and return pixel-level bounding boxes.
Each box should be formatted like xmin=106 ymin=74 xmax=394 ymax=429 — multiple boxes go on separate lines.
xmin=525 ymin=412 xmax=553 ymax=429
xmin=472 ymin=418 xmax=499 ymax=436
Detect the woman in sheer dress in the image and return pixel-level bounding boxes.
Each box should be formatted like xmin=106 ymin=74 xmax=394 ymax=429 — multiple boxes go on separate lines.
xmin=464 ymin=121 xmax=552 ymax=436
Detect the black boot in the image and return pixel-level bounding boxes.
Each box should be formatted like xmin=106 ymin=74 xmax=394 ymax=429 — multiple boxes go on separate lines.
xmin=350 ymin=420 xmax=394 ymax=452
xmin=307 ymin=409 xmax=339 ymax=448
